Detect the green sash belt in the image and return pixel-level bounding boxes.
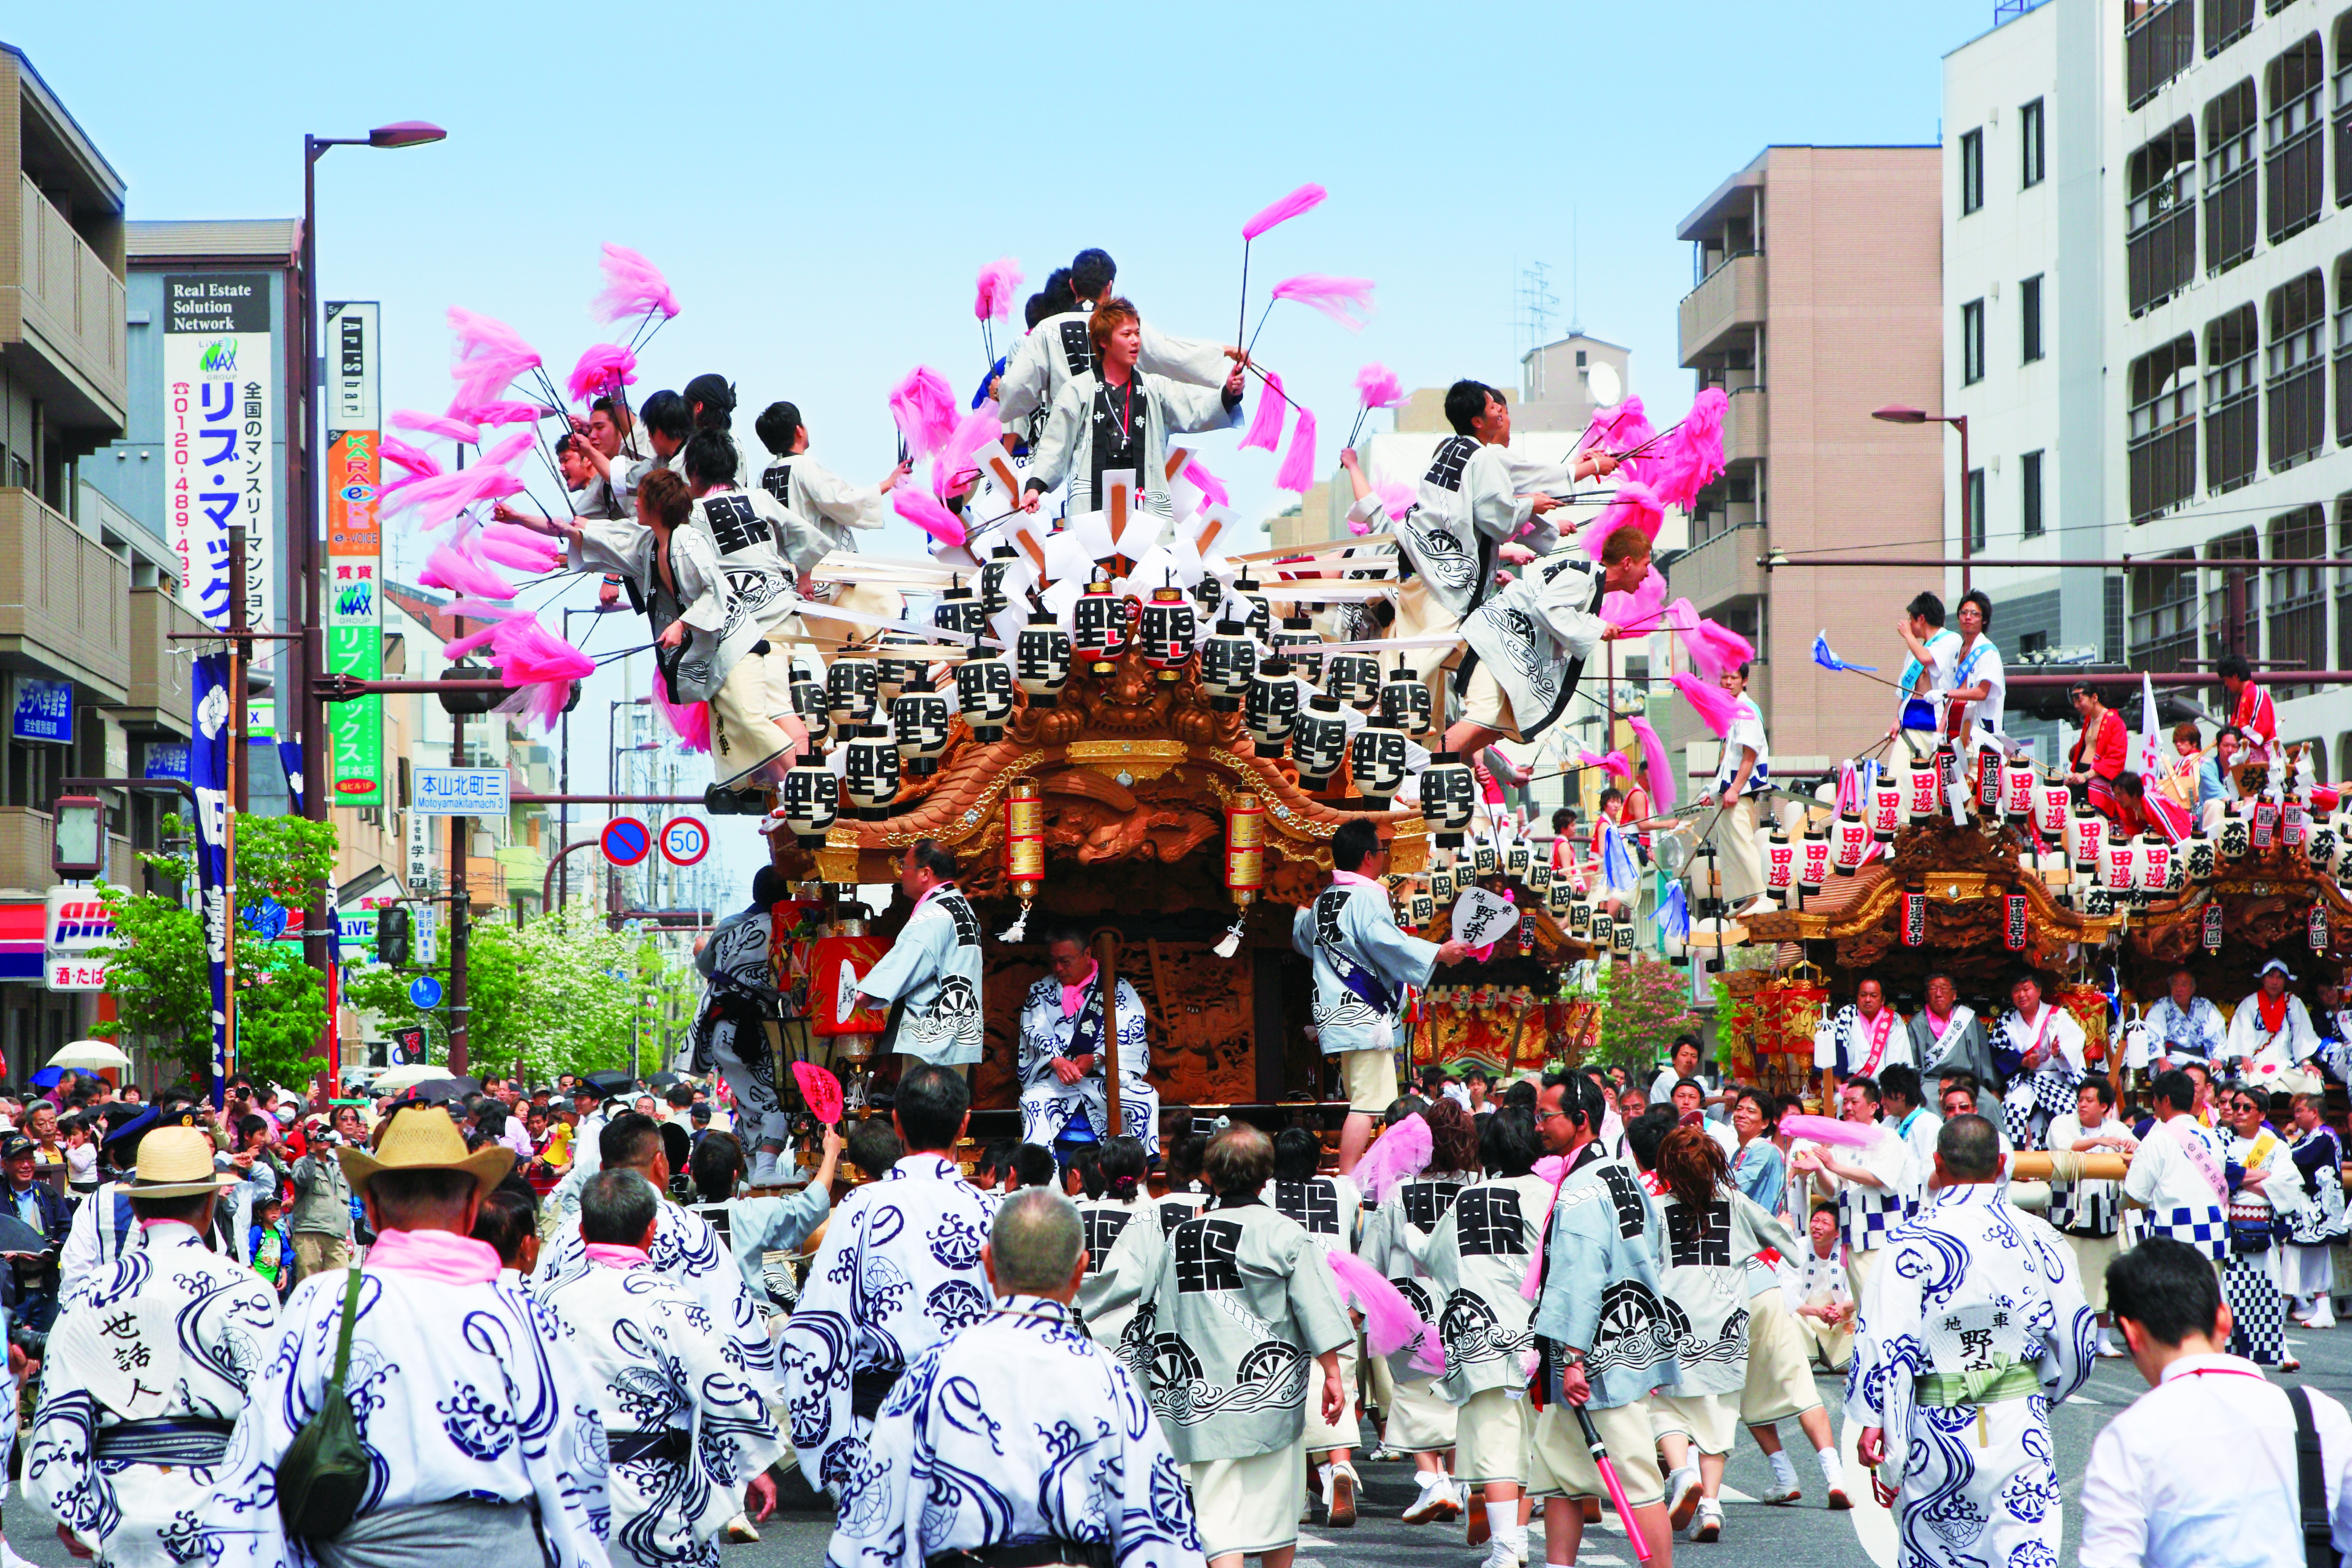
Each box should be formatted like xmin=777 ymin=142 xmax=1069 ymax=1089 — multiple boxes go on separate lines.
xmin=1916 ymin=1361 xmax=2040 ymax=1408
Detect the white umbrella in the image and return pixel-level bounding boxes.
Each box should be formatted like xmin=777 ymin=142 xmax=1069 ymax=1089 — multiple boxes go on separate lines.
xmin=370 ymin=1064 xmax=455 ymax=1093
xmin=48 ymin=1039 xmax=128 ymax=1071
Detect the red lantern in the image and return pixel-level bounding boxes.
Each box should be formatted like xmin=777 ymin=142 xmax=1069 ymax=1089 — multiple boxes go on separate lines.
xmin=1226 ymin=792 xmax=1267 ymax=908
xmin=1005 ymin=779 xmax=1045 ymax=930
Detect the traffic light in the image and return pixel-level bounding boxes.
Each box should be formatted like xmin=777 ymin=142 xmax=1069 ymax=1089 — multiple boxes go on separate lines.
xmin=377 ymin=905 xmax=411 ymax=969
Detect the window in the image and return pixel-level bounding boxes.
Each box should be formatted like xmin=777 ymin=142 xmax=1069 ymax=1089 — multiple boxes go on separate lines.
xmin=2018 ymin=631 xmax=2050 ymax=658
xmin=2336 ymin=13 xmax=2352 ymax=208
xmin=1963 ymin=298 xmax=1987 ymax=384
xmin=2130 ymin=0 xmax=2197 ymax=107
xmin=1961 ymin=129 xmax=1985 ymax=215
xmin=2131 ymin=333 xmax=2201 ymax=523
xmin=2130 ymin=550 xmax=2201 ymax=671
xmin=2022 ymin=449 xmax=2046 ymax=537
xmin=2207 ymin=304 xmax=2262 ymax=490
xmin=2129 ymin=120 xmax=2198 ymax=314
xmin=2265 ymin=34 xmax=2326 ymax=243
xmin=2206 ymin=80 xmax=2261 ymax=273
xmin=2204 ymin=527 xmax=2260 ymax=668
xmin=2207 ymin=0 xmax=2254 ymax=55
xmin=2267 ymin=269 xmax=2327 ymax=470
xmin=2023 ymin=275 xmax=2045 ymax=362
xmin=2334 ymin=254 xmax=2352 ymax=446
xmin=1965 ymin=468 xmax=1988 ymax=550
xmin=2021 ymin=97 xmax=2047 ymax=186
xmin=2333 ymin=497 xmax=2352 ymax=669
xmin=2269 ymin=504 xmax=2327 ymax=697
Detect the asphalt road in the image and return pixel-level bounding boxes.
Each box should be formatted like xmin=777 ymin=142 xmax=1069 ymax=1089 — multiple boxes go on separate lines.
xmin=7 ymin=1321 xmax=2347 ymax=1567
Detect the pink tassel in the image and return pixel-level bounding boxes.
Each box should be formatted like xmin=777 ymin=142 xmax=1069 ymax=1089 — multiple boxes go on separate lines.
xmin=380 ymin=437 xmax=442 ymax=479
xmin=972 ymin=256 xmax=1024 ymax=321
xmin=446 ymin=308 xmax=541 ymax=413
xmin=892 ymin=485 xmax=968 ymax=548
xmin=1274 ymin=405 xmax=1318 ymax=494
xmin=1327 ymin=1250 xmax=1440 ymax=1361
xmin=439 ymin=619 xmax=506 ymax=660
xmin=1673 ymin=672 xmax=1740 ymax=740
xmin=1352 ymin=1114 xmax=1432 ymax=1205
xmin=379 ymin=459 xmax=528 ymax=531
xmin=1583 ymin=479 xmax=1665 ymax=558
xmin=421 ymin=542 xmax=520 ymax=602
xmin=1780 ymin=1113 xmax=1890 ymax=1151
xmin=1238 ymin=372 xmax=1287 ymax=454
xmin=888 ymin=366 xmax=959 ymax=460
xmin=566 ymin=344 xmax=638 ymax=404
xmin=1596 ymin=396 xmax=1655 ymax=458
xmin=1375 ymin=480 xmax=1414 ymax=521
xmin=463 ymin=400 xmax=552 ymax=427
xmin=1270 ymin=274 xmax=1376 ymax=332
xmin=648 ymin=665 xmax=711 ymax=753
xmin=1627 ymin=714 xmax=1677 ymax=813
xmin=1182 ymin=460 xmax=1230 ymax=509
xmin=1241 ymin=182 xmax=1328 ymax=240
xmin=1354 ymin=362 xmax=1406 ymax=410
xmin=477 ymin=523 xmax=564 ymax=574
xmin=1601 ymin=565 xmax=1667 ymax=630
xmin=592 ymin=243 xmax=679 ymax=323
xmin=1576 ymin=749 xmax=1634 ymax=780
xmin=1676 ymin=611 xmax=1755 ymax=684
xmin=391 ymin=410 xmax=481 ymax=446
xmin=931 ymin=402 xmax=1003 ymax=501
xmin=488 ymin=618 xmax=596 ymax=733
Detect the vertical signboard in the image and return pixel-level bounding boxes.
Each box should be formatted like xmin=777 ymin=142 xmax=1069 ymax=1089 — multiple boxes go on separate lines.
xmin=163 ymin=275 xmax=272 ymax=631
xmin=324 ymin=302 xmax=382 ymax=806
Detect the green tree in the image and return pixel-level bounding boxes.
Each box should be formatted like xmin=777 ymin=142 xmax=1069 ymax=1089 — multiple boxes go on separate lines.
xmin=1593 ymin=957 xmax=1705 ymax=1073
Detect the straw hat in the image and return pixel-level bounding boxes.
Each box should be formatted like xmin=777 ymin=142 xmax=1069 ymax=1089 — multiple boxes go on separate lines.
xmin=128 ymin=1126 xmax=243 ymax=1199
xmin=335 ymin=1105 xmax=514 ymax=1197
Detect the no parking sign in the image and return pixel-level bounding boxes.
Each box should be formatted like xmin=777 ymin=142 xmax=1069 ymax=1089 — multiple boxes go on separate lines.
xmin=601 ymin=817 xmax=650 ymax=867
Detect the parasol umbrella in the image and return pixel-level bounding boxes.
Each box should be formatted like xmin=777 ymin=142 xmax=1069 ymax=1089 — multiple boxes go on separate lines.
xmin=0 ymin=1212 xmax=51 ymax=1256
xmin=371 ymin=1065 xmax=455 ymax=1094
xmin=583 ymin=1069 xmax=637 ymax=1096
xmin=48 ymin=1039 xmax=128 ymax=1072
xmin=645 ymin=1070 xmax=684 ymax=1089
xmin=406 ymin=1075 xmax=484 ymax=1103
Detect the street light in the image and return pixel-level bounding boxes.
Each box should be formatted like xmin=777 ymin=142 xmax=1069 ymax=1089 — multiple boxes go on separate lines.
xmin=1872 ymin=404 xmax=1973 ymax=593
xmin=296 ymin=120 xmax=446 ymax=1067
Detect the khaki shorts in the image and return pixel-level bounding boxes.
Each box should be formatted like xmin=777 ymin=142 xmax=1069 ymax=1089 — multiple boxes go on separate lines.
xmin=1189 ymin=1443 xmax=1307 ymax=1560
xmin=1457 ymin=657 xmax=1524 ymax=743
xmin=1526 ymin=1398 xmax=1665 ymax=1506
xmin=708 ymin=644 xmax=792 ymax=788
xmin=2065 ymin=1229 xmax=2122 ymax=1313
xmin=1386 ymin=1371 xmax=1459 ymax=1452
xmin=1304 ymin=1332 xmax=1361 ymax=1451
xmin=1651 ymin=1390 xmax=1741 ymax=1456
xmin=1740 ymin=1287 xmax=1823 ymax=1425
xmin=1393 ymin=575 xmax=1468 ymax=730
xmin=1339 ymin=1047 xmax=1399 ymax=1114
xmin=1456 ymin=1384 xmax=1535 ymax=1486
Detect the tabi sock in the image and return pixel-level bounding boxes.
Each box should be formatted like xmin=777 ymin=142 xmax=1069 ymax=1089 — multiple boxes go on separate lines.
xmin=1768 ymin=1449 xmax=1798 ymax=1491
xmin=1486 ymin=1502 xmax=1517 ymax=1542
xmin=1817 ymin=1446 xmax=1844 ymax=1486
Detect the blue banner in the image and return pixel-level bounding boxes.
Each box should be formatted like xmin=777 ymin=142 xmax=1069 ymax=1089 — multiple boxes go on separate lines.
xmin=191 ymin=654 xmax=231 ymax=1107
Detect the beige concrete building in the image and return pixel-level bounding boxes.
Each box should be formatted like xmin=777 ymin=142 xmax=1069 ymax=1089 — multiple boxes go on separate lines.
xmin=1664 ymin=145 xmax=1945 ymax=786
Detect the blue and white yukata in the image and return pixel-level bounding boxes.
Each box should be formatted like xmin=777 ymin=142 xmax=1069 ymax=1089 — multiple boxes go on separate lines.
xmin=1846 ymin=1182 xmax=2097 ymax=1568
xmin=1994 ymin=1003 xmax=2086 ymax=1151
xmin=2123 ymin=1112 xmax=2231 ymax=1261
xmin=2141 ymin=994 xmax=2226 ymax=1071
xmin=537 ymin=1191 xmax=777 ymax=1391
xmin=1017 ymin=969 xmax=1158 ymax=1155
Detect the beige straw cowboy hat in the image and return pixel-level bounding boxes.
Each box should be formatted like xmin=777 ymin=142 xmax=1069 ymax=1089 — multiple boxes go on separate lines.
xmin=128 ymin=1126 xmax=244 ymax=1199
xmin=335 ymin=1105 xmax=514 ymax=1197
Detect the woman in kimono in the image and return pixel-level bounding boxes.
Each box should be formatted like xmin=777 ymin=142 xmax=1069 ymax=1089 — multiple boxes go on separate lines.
xmin=1017 ymin=296 xmax=1243 ymax=529
xmin=2282 ymin=1091 xmax=2346 ymax=1327
xmin=2218 ymin=1083 xmax=2309 ymax=1368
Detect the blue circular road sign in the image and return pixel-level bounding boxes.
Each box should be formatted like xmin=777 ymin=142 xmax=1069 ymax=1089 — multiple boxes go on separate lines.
xmin=408 ymin=973 xmax=443 ymax=1010
xmin=603 ymin=816 xmax=652 ymax=867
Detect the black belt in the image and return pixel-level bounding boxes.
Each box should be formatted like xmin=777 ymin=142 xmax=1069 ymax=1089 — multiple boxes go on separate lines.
xmin=606 ymin=1428 xmax=693 ymax=1465
xmin=927 ymin=1543 xmax=1115 ymax=1568
xmin=851 ymin=1369 xmax=902 ymax=1422
xmin=94 ymin=1417 xmax=236 ymax=1466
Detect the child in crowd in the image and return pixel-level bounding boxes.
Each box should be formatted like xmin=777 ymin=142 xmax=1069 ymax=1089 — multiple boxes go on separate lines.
xmin=249 ymin=1194 xmax=294 ymax=1303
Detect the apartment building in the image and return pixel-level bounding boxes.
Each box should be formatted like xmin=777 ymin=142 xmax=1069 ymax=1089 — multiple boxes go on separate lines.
xmin=1665 ymin=145 xmax=1947 ymax=780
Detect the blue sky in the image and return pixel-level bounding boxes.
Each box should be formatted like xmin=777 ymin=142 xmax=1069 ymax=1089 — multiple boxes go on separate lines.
xmin=12 ymin=0 xmax=1994 ymax=909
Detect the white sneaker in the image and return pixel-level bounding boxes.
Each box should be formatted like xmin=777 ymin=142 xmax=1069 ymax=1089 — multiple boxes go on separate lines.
xmin=723 ymin=1513 xmax=760 ymax=1544
xmin=1325 ymin=1462 xmax=1359 ymax=1529
xmin=1756 ymin=1481 xmax=1803 ymax=1505
xmin=2311 ymin=1305 xmax=2339 ymax=1330
xmin=1401 ymin=1480 xmax=1460 ymax=1524
xmin=1691 ymin=1497 xmax=1723 ymax=1542
xmin=1480 ymin=1535 xmax=1517 ymax=1568
xmin=1667 ymin=1466 xmax=1702 ymax=1532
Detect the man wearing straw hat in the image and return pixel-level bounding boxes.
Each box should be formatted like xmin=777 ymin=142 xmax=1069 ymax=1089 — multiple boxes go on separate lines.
xmin=201 ymin=1105 xmax=610 ymax=1568
xmin=57 ymin=1105 xmax=187 ymax=1295
xmin=25 ymin=1124 xmax=279 ymax=1568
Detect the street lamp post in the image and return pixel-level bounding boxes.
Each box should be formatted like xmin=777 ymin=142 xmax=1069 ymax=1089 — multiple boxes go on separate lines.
xmin=1872 ymin=405 xmax=1972 ymax=594
xmin=297 ymin=122 xmax=444 ymax=1055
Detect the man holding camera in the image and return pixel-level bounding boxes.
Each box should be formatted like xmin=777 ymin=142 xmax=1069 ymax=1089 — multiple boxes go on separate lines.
xmin=287 ymin=1105 xmax=361 ymax=1282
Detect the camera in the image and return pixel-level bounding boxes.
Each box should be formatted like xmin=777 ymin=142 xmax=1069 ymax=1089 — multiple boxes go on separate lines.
xmin=11 ymin=1325 xmax=46 ymax=1361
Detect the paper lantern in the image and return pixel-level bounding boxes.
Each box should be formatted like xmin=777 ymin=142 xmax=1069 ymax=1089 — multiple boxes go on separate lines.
xmin=2034 ymin=781 xmax=2069 ymax=837
xmin=1380 ymin=667 xmax=1434 ymax=737
xmin=1611 ymin=918 xmax=1635 ymax=957
xmin=1831 ymin=811 xmax=1872 ymax=875
xmin=790 ymin=670 xmax=832 ymax=747
xmin=1227 ymin=573 xmax=1271 ymax=639
xmin=955 ymin=652 xmax=1015 ymax=743
xmin=1225 ymin=791 xmax=1266 ymax=907
xmin=1327 ymin=653 xmax=1382 ymax=711
xmin=1797 ymin=827 xmax=1830 ymax=893
xmin=842 ymin=725 xmax=901 ymax=818
xmin=980 ymin=543 xmax=1021 ymax=619
xmin=1409 ymin=890 xmax=1434 ymax=927
xmin=1868 ymin=779 xmax=1902 ymax=842
xmin=1200 ymin=630 xmax=1256 ymax=713
xmin=1903 ymin=758 xmax=1941 ymax=821
xmin=2284 ymin=800 xmax=2308 ymax=848
xmin=933 ymin=582 xmax=987 ymax=642
xmin=1504 ymin=837 xmax=1532 ymax=879
xmin=2135 ymin=834 xmax=2174 ymax=892
xmin=1568 ymin=897 xmax=1592 ymax=937
xmin=1764 ymin=822 xmax=1794 ymax=890
xmin=890 ymin=677 xmax=953 ymax=777
xmin=777 ymin=753 xmax=838 ymax=848
xmin=1471 ymin=837 xmax=1500 ymax=878
xmin=1246 ymin=657 xmax=1300 ymax=754
xmin=1422 ymin=754 xmax=1477 ymax=848
xmin=1972 ymin=753 xmax=2002 ymax=818
xmin=2181 ymin=832 xmax=2216 ymax=883
xmin=1590 ymin=908 xmax=1615 ymax=950
xmin=2003 ymin=761 xmax=2035 ymax=822
xmin=2253 ymin=800 xmax=2279 ymax=851
xmin=825 ymin=657 xmax=878 ymax=731
xmin=1073 ymin=575 xmax=1133 ymax=674
xmin=2068 ymin=809 xmax=2106 ymax=874
xmin=1292 ymin=694 xmax=1349 ymax=788
xmin=2099 ymin=833 xmax=2135 ymax=891
xmin=2311 ymin=822 xmax=2341 ymax=874
xmin=1015 ymin=612 xmax=1071 ymax=708
xmin=1139 ymin=585 xmax=1197 ymax=682
xmin=1546 ymin=877 xmax=1573 ymax=916
xmin=1431 ymin=858 xmax=1457 ymax=903
xmin=1350 ymin=719 xmax=1409 ymax=808
xmin=1274 ymin=615 xmax=1324 ymax=684
xmin=2220 ymin=815 xmax=2251 ymax=860
xmin=1527 ymin=856 xmax=1553 ymax=892
xmin=1005 ymin=778 xmax=1045 ymax=930
xmin=875 ymin=633 xmax=928 ymax=703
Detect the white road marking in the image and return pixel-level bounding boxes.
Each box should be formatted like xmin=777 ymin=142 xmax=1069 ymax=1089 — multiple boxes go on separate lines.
xmin=1838 ymin=1416 xmax=1900 ymax=1567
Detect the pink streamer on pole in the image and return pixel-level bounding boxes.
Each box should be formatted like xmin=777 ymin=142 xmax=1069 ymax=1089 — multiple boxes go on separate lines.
xmin=1626 ymin=714 xmax=1677 ymax=812
xmin=1576 ymin=749 xmax=1634 ymax=780
xmin=379 ymin=437 xmax=441 ymax=479
xmin=650 ymin=667 xmax=710 ymax=753
xmin=446 ymin=308 xmax=543 ymax=413
xmin=1601 ymin=566 xmax=1667 ymax=630
xmin=1647 ymin=387 xmax=1729 ymax=510
xmin=1673 ymin=672 xmax=1740 ymax=739
xmin=422 ymin=542 xmax=520 ymax=602
xmin=1351 ymin=1114 xmax=1432 ymax=1204
xmin=391 ymin=411 xmax=481 ymax=446
xmin=1354 ymin=362 xmax=1406 ymax=410
xmin=477 ymin=523 xmax=564 ymax=574
xmin=1583 ymin=479 xmax=1666 ymax=558
xmin=1671 ymin=604 xmax=1756 ymax=682
xmin=1274 ymin=405 xmax=1318 ymax=493
xmin=1269 ymin=274 xmax=1377 ymax=332
xmin=492 ymin=618 xmax=597 ymax=731
xmin=932 ymin=403 xmax=1003 ymax=501
xmin=1374 ymin=480 xmax=1414 ymax=522
xmin=462 ymin=400 xmax=552 ymax=427
xmin=1238 ymin=372 xmax=1287 ymax=454
xmin=1182 ymin=460 xmax=1230 ymax=509
xmin=566 ymin=344 xmax=639 ymax=404
xmin=592 ymin=243 xmax=680 ymax=323
xmin=888 ymin=366 xmax=959 ymax=459
xmin=1327 ymin=1249 xmax=1443 ymax=1373
xmin=1241 ymin=182 xmax=1328 ymax=240
xmin=892 ymin=486 xmax=969 ymax=548
xmin=972 ymin=256 xmax=1024 ymax=321
xmin=381 ymin=434 xmax=532 ymax=531
xmin=1779 ymin=1113 xmax=1890 ymax=1151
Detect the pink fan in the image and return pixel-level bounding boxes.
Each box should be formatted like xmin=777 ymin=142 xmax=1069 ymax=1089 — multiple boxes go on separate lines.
xmin=1238 ymin=371 xmax=1286 ymax=453
xmin=893 ymin=485 xmax=967 ymax=549
xmin=1328 ymin=1250 xmax=1440 ymax=1361
xmin=1780 ymin=1112 xmax=1890 ymax=1151
xmin=1241 ymin=182 xmax=1327 ymax=240
xmin=1274 ymin=405 xmax=1318 ymax=494
xmin=592 ymin=243 xmax=679 ymax=324
xmin=391 ymin=410 xmax=482 ymax=446
xmin=973 ymin=256 xmax=1024 ymax=321
xmin=1352 ymin=1113 xmax=1432 ymax=1204
xmin=1182 ymin=460 xmax=1230 ymax=510
xmin=1270 ymin=274 xmax=1376 ymax=332
xmin=1673 ymin=672 xmax=1740 ymax=740
xmin=889 ymin=366 xmax=959 ymax=460
xmin=567 ymin=344 xmax=639 ymax=404
xmin=650 ymin=667 xmax=710 ymax=753
xmin=1626 ymin=714 xmax=1677 ymax=813
xmin=792 ymin=1060 xmax=844 ymax=1126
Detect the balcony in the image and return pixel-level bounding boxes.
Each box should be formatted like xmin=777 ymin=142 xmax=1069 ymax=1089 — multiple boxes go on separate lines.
xmin=0 ymin=488 xmax=129 ymax=698
xmin=0 ymin=806 xmax=129 ymax=896
xmin=1666 ymin=520 xmax=1768 ymax=617
xmin=121 ymin=586 xmax=201 ymax=735
xmin=8 ymin=174 xmax=127 ymax=430
xmin=1723 ymin=387 xmax=1768 ymax=465
xmin=1679 ymin=252 xmax=1766 ymax=368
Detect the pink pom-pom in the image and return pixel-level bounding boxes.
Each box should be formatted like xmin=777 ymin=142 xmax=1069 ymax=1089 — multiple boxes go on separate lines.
xmin=1354 ymin=362 xmax=1406 ymax=410
xmin=650 ymin=667 xmax=710 ymax=753
xmin=1675 ymin=604 xmax=1755 ymax=683
xmin=1182 ymin=460 xmax=1230 ymax=509
xmin=1673 ymin=673 xmax=1740 ymax=740
xmin=379 ymin=437 xmax=441 ymax=479
xmin=1374 ymin=480 xmax=1414 ymax=521
xmin=1576 ymin=749 xmax=1634 ymax=780
xmin=1241 ymin=181 xmax=1327 ymax=240
xmin=973 ymin=256 xmax=1024 ymax=321
xmin=1238 ymin=372 xmax=1287 ymax=454
xmin=1593 ymin=396 xmax=1655 ymax=458
xmin=1779 ymin=1113 xmax=1890 ymax=1151
xmin=1270 ymin=273 xmax=1376 ymax=332
xmin=1327 ymin=1250 xmax=1440 ymax=1361
xmin=567 ymin=343 xmax=638 ymax=404
xmin=477 ymin=522 xmax=564 ymax=575
xmin=446 ymin=308 xmax=541 ymax=412
xmin=379 ymin=448 xmax=528 ymax=530
xmin=892 ymin=485 xmax=968 ymax=548
xmin=1274 ymin=405 xmax=1318 ymax=494
xmin=1627 ymin=714 xmax=1677 ymax=813
xmin=931 ymin=403 xmax=1003 ymax=501
xmin=391 ymin=410 xmax=481 ymax=446
xmin=888 ymin=366 xmax=959 ymax=460
xmin=592 ymin=243 xmax=679 ymax=323
xmin=421 ymin=542 xmax=520 ymax=603
xmin=1583 ymin=479 xmax=1665 ymax=558
xmin=1352 ymin=1113 xmax=1432 ymax=1204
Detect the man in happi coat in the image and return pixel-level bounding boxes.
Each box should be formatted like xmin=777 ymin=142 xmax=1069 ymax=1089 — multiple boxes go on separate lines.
xmin=1017 ymin=923 xmax=1159 ymax=1156
xmin=779 ymin=1067 xmax=996 ymax=1509
xmin=2141 ymin=967 xmax=2226 ymax=1074
xmin=691 ymin=867 xmax=793 ymax=1184
xmin=1262 ymin=1129 xmax=1365 ymax=1527
xmin=2123 ymin=1069 xmax=2231 ymax=1264
xmin=1794 ymin=1078 xmax=1920 ymax=1305
xmin=1294 ymin=819 xmax=1470 ymax=1170
xmin=1910 ymin=972 xmax=2000 ymax=1093
xmin=2220 ymin=957 xmax=2323 ymax=1093
xmin=996 ymin=247 xmax=1238 ymax=445
xmin=1447 ymin=529 xmax=1653 ymax=760
xmin=1851 ymin=1116 xmax=2097 ymax=1568
xmin=536 ymin=1113 xmax=776 ymax=1393
xmin=538 ymin=1172 xmax=785 ymax=1568
xmin=854 ymin=841 xmax=986 ymax=1076
xmin=59 ymin=1105 xmax=203 ymax=1295
xmin=1814 ymin=978 xmax=1913 ymax=1097
xmin=1993 ymin=972 xmax=2086 ymax=1149
xmin=27 ymin=1128 xmax=279 ymax=1568
xmin=824 ymin=1188 xmax=1205 ymax=1568
xmin=201 ymin=1107 xmax=610 ymax=1568
xmin=1354 ymin=1128 xmax=1471 ymax=1524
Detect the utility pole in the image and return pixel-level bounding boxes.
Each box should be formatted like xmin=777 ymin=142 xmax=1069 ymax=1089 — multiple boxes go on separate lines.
xmin=447 ymin=669 xmax=470 ymax=1075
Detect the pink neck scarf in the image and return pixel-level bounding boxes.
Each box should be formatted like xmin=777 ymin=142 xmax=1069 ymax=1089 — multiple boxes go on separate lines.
xmin=368 ymin=1226 xmax=501 ymax=1286
xmin=1060 ymin=960 xmax=1099 ymax=1019
xmin=1331 ymin=870 xmax=1380 ymax=890
xmin=586 ymin=1243 xmax=650 ymax=1270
